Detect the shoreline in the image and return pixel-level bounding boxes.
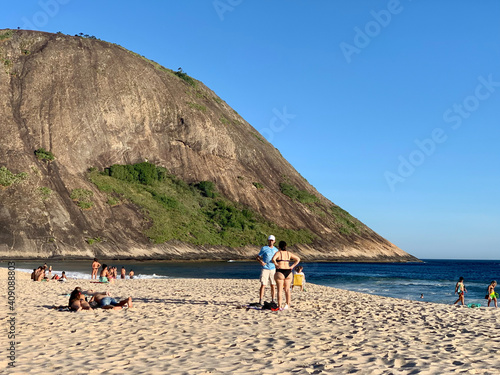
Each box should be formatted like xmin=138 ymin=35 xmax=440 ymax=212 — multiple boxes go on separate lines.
xmin=2 ymin=268 xmax=499 ymax=373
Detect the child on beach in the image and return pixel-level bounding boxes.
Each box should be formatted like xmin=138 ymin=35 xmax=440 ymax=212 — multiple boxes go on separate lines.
xmin=487 ymin=281 xmax=498 ymax=308
xmin=129 ymin=269 xmax=135 ymax=279
xmin=454 ymin=277 xmax=467 ymax=305
xmin=292 ymin=266 xmax=306 ymax=291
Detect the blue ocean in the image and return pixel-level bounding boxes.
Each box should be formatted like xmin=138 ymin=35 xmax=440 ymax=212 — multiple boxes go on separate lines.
xmin=6 ymin=259 xmax=499 ymax=306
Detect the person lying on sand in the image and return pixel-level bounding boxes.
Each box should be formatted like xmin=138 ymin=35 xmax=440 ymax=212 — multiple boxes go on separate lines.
xmin=69 ymin=287 xmax=93 ymax=312
xmin=89 ymin=292 xmax=133 ymax=310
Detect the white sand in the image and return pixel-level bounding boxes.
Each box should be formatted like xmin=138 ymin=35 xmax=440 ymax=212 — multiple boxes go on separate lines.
xmin=1 ymin=267 xmax=499 ymax=374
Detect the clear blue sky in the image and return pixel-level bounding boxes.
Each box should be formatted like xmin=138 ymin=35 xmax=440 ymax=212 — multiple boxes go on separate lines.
xmin=2 ymin=1 xmax=499 ymax=259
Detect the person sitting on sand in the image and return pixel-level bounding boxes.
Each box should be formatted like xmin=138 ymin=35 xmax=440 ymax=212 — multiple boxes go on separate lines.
xmin=59 ymin=271 xmax=67 ymax=282
xmin=454 ymin=276 xmax=467 ymax=305
xmin=487 ymin=281 xmax=498 ymax=308
xmin=52 ymin=273 xmax=60 ymax=280
xmin=89 ymin=292 xmax=133 ymax=310
xmin=69 ymin=287 xmax=93 ymax=311
xmin=271 ymin=240 xmax=300 ymax=310
xmin=99 ymin=264 xmax=112 ymax=283
xmin=91 ymin=258 xmax=101 ymax=280
xmin=35 ymin=266 xmax=45 ymax=281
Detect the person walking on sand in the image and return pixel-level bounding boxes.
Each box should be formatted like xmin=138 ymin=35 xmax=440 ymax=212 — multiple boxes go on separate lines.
xmin=91 ymin=258 xmax=101 ymax=280
xmin=271 ymin=241 xmax=300 ymax=310
xmin=454 ymin=276 xmax=467 ymax=305
xmin=487 ymin=280 xmax=498 ymax=308
xmin=256 ymin=235 xmax=279 ymax=306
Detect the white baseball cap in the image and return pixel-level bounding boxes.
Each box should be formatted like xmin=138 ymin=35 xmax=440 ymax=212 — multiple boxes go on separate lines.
xmin=268 ymin=235 xmax=275 ymax=241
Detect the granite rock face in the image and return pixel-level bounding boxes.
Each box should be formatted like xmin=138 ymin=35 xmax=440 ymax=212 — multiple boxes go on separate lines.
xmin=0 ymin=30 xmax=418 ymax=261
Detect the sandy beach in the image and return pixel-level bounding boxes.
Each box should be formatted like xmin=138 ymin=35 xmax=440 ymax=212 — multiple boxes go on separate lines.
xmin=1 ymin=267 xmax=499 ymax=374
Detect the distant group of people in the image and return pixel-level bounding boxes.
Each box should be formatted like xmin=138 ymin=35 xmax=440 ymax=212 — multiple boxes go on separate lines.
xmin=68 ymin=287 xmax=133 ymax=311
xmin=256 ymin=235 xmax=305 ymax=311
xmin=454 ymin=277 xmax=497 ymax=307
xmin=31 ymin=263 xmax=67 ymax=282
xmin=91 ymin=258 xmax=135 ymax=282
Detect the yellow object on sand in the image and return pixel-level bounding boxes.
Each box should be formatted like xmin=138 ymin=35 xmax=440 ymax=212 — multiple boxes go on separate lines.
xmin=293 ymin=274 xmax=304 ymax=286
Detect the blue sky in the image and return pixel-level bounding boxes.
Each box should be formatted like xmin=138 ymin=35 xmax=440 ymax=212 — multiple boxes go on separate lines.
xmin=2 ymin=0 xmax=499 ymax=259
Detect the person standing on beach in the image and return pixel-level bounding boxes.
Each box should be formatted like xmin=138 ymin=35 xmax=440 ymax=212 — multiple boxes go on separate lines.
xmin=91 ymin=258 xmax=101 ymax=280
xmin=121 ymin=267 xmax=126 ymax=279
xmin=256 ymin=235 xmax=279 ymax=306
xmin=454 ymin=277 xmax=467 ymax=305
xmin=271 ymin=241 xmax=300 ymax=310
xmin=487 ymin=280 xmax=498 ymax=308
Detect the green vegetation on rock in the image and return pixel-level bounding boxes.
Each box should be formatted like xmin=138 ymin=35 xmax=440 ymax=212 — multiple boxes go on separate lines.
xmin=330 ymin=206 xmax=361 ymax=235
xmin=0 ymin=166 xmax=28 ymax=187
xmin=88 ymin=163 xmax=315 ymax=247
xmin=34 ymin=148 xmax=55 ymax=162
xmin=39 ymin=186 xmax=52 ymax=201
xmin=187 ymin=102 xmax=207 ymax=112
xmin=70 ymin=188 xmax=94 ymax=209
xmin=0 ymin=30 xmax=13 ymax=41
xmin=174 ymin=68 xmax=196 ymax=87
xmin=86 ymin=237 xmax=103 ymax=245
xmin=279 ymin=182 xmax=319 ymax=204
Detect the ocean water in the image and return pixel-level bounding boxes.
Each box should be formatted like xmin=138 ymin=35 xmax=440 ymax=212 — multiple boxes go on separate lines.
xmin=5 ymin=259 xmax=499 ymax=306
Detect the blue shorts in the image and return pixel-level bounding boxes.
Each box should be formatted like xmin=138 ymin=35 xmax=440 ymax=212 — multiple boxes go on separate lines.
xmin=100 ymin=297 xmax=119 ymax=307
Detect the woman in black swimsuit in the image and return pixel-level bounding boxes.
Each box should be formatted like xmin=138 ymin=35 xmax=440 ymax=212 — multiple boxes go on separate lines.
xmin=272 ymin=241 xmax=300 ymax=310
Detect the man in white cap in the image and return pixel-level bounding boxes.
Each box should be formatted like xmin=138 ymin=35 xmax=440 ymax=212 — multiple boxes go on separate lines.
xmin=256 ymin=234 xmax=278 ymax=306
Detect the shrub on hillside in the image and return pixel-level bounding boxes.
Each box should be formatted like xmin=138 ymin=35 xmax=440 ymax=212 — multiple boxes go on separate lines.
xmin=34 ymin=148 xmax=55 ymax=162
xmin=0 ymin=167 xmax=28 ymax=187
xmin=107 ymin=162 xmax=168 ymax=185
xmin=195 ymin=181 xmax=217 ymax=198
xmin=279 ymin=182 xmax=318 ymax=204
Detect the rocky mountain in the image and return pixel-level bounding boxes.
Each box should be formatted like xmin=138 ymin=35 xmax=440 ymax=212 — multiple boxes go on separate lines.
xmin=0 ymin=29 xmax=418 ymax=261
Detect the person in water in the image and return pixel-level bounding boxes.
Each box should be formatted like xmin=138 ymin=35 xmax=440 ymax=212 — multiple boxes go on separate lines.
xmin=487 ymin=280 xmax=498 ymax=308
xmin=454 ymin=276 xmax=467 ymax=305
xmin=271 ymin=240 xmax=300 ymax=310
